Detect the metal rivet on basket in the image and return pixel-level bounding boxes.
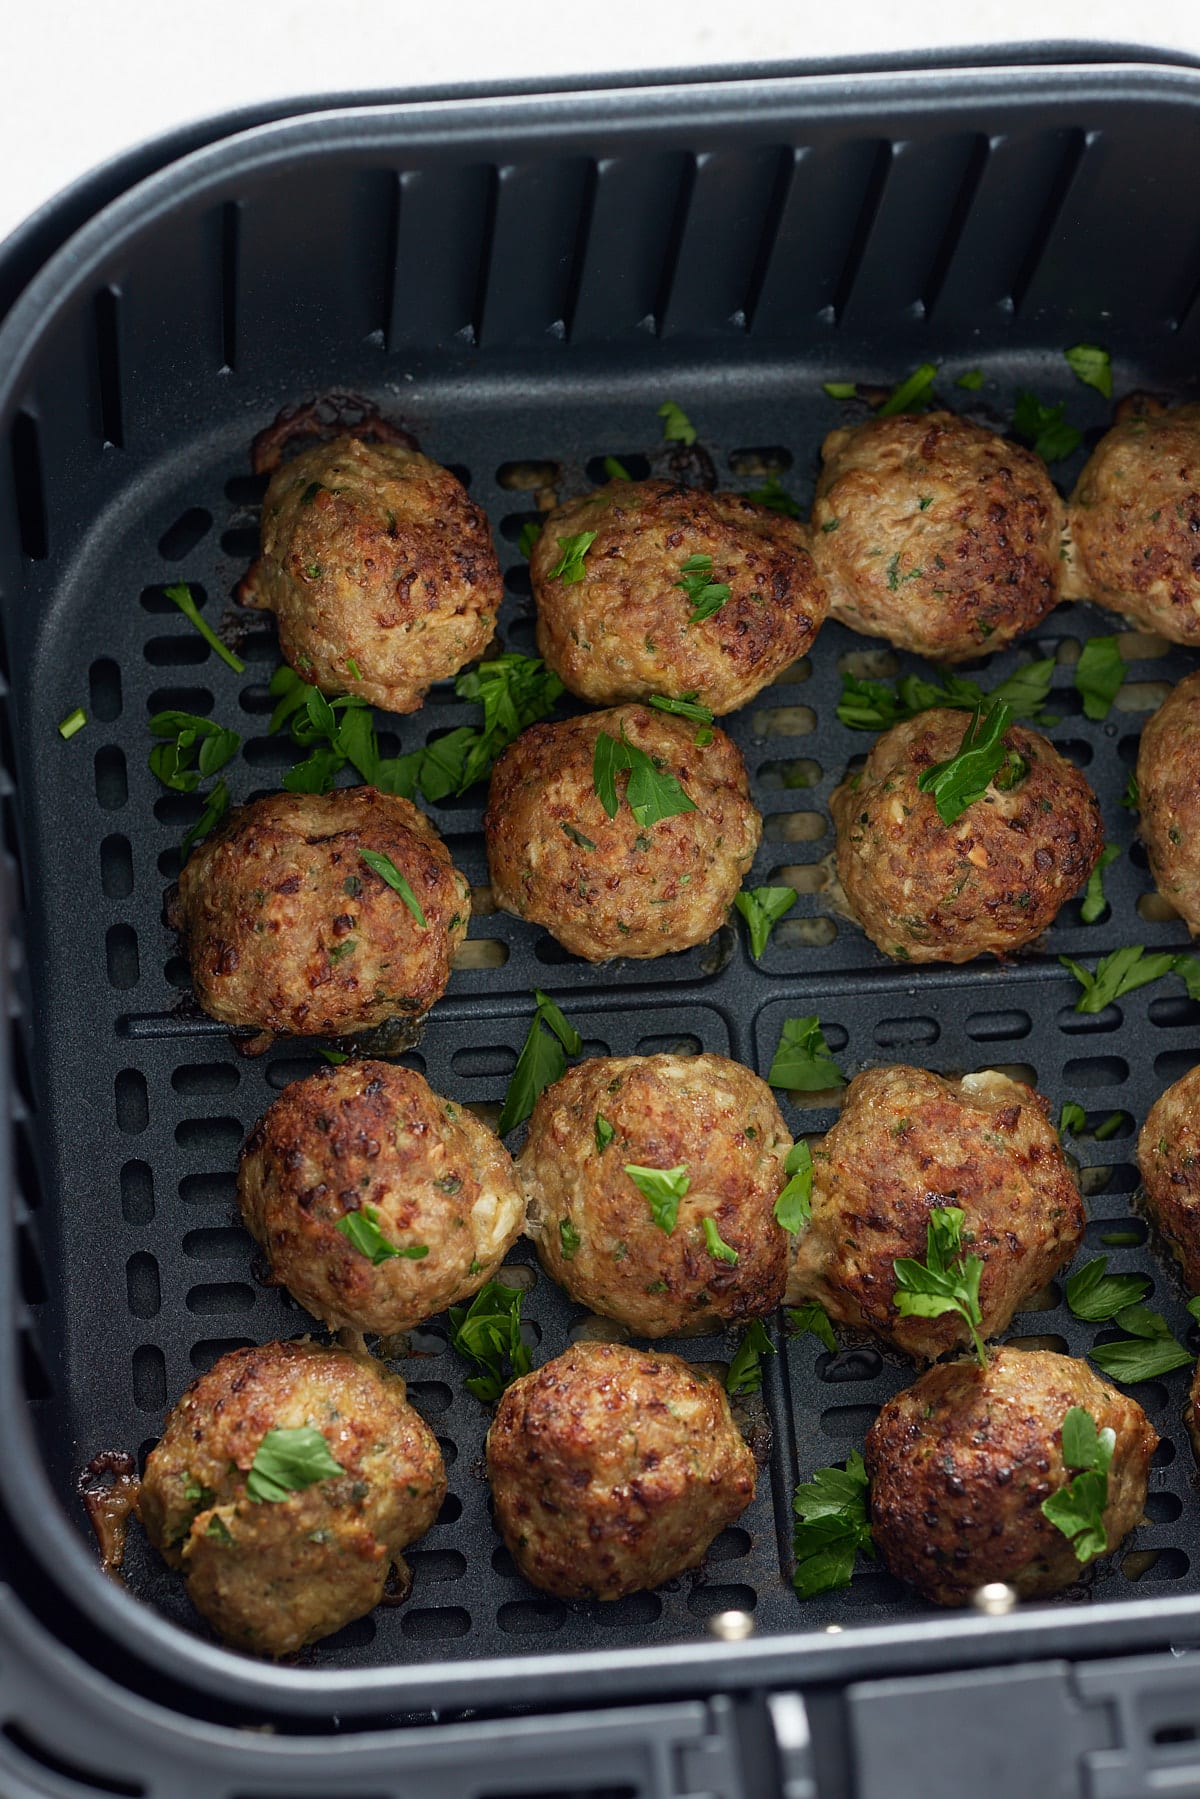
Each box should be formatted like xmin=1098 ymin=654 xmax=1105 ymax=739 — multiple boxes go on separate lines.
xmin=824 ymin=1624 xmax=843 ymax=1634
xmin=971 ymin=1582 xmax=1018 ymax=1616
xmin=709 ymin=1609 xmax=755 ymax=1641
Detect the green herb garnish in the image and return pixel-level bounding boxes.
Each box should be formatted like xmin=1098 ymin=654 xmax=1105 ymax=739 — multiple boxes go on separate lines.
xmin=58 ymin=707 xmax=86 ymax=740
xmin=1058 ymin=1101 xmax=1087 ymax=1137
xmin=787 ymin=1300 xmax=837 ymax=1353
xmin=496 ymin=989 xmax=582 ymax=1137
xmin=1065 ymin=344 xmax=1113 ymax=401
xmin=1059 ymin=945 xmax=1179 ymax=1014
xmin=593 ymin=726 xmax=697 ymax=827
xmin=768 ymin=1017 xmax=846 ymax=1092
xmin=246 ymin=1426 xmax=344 ymax=1503
xmin=1081 ymin=844 xmax=1120 ymax=925
xmin=1121 ymin=772 xmax=1140 ymax=811
xmin=791 ymin=1451 xmax=875 ymax=1599
xmin=1074 ymin=636 xmax=1125 ymax=721
xmin=180 ymin=778 xmax=230 ymax=857
xmin=148 ymin=710 xmax=240 ymax=793
xmin=878 ymin=362 xmax=938 ymax=416
xmin=674 ymin=552 xmax=731 ymax=624
xmin=559 ymin=1218 xmax=581 ymax=1260
xmin=335 ymin=1205 xmax=428 ymax=1266
xmin=726 ymin=1319 xmax=775 ymax=1396
xmin=774 ymin=1140 xmax=814 ymax=1232
xmin=603 ymin=456 xmax=632 ymax=481
xmin=648 ymin=692 xmax=715 ymax=729
xmin=164 ymin=583 xmax=245 ymax=674
xmin=658 ymin=400 xmax=697 ymax=445
xmin=734 ymin=885 xmax=797 ymax=959
xmin=746 ymin=474 xmax=802 ymax=517
xmin=1012 ymin=391 xmax=1081 ymax=463
xmin=1089 ymin=1305 xmax=1191 ymax=1382
xmin=547 ymin=531 xmax=597 ymax=584
xmin=956 ymin=369 xmax=984 ymax=390
xmin=893 ymin=1206 xmax=987 ymax=1367
xmin=836 ymin=661 xmax=1054 ymax=731
xmin=358 ymin=848 xmax=427 ymax=927
xmin=624 ymin=1163 xmax=690 ymax=1234
xmin=447 ymin=1280 xmax=533 ymax=1403
xmin=702 ymin=1216 xmax=738 ymax=1264
xmin=1065 ymin=1255 xmax=1151 ymax=1322
xmin=916 ymin=700 xmax=1013 ymax=825
xmin=822 ymin=382 xmax=858 ymax=400
xmin=1040 ymin=1406 xmax=1115 ymax=1563
xmin=594 ymin=1115 xmax=615 ymax=1153
xmin=518 ymin=520 xmax=541 ymax=558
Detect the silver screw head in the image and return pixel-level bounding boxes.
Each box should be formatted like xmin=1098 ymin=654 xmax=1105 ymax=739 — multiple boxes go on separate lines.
xmin=972 ymin=1581 xmax=1018 ymax=1616
xmin=709 ymin=1609 xmax=755 ymax=1641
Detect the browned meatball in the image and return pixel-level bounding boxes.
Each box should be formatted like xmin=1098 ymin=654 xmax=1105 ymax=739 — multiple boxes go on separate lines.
xmin=238 ymin=435 xmax=503 ymax=712
xmin=1186 ymin=1359 xmax=1200 ymax=1467
xmin=1138 ymin=1065 xmax=1200 ymax=1293
xmin=1137 ymin=670 xmax=1200 ymax=935
xmin=530 ymin=478 xmax=827 ymax=714
xmin=519 ymin=1053 xmax=791 ymax=1337
xmin=788 ymin=1066 xmax=1085 ymax=1359
xmin=485 ymin=704 xmax=760 ymax=961
xmin=486 ymin=1341 xmax=755 ymax=1600
xmin=810 ymin=413 xmax=1065 ymax=661
xmin=831 ymin=710 xmax=1104 ymax=963
xmin=172 ymin=787 xmax=470 ymax=1037
xmin=865 ymin=1347 xmax=1156 ymax=1606
xmin=1063 ymin=403 xmax=1200 ymax=642
xmin=238 ymin=1061 xmax=524 ymax=1333
xmin=139 ymin=1339 xmax=445 ymax=1654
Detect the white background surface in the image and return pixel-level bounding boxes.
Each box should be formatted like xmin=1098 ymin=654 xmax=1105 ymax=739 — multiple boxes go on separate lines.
xmin=3 ymin=1 xmax=1200 ymax=250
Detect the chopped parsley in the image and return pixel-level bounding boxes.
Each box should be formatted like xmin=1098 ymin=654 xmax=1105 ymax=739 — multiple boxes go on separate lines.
xmin=702 ymin=1216 xmax=739 ymax=1264
xmin=956 ymin=368 xmax=984 ymax=390
xmin=734 ymin=885 xmax=797 ymax=958
xmin=358 ymin=848 xmax=427 ymax=927
xmin=878 ymin=362 xmax=938 ymax=417
xmin=657 ymin=400 xmax=697 ymax=446
xmin=518 ymin=520 xmax=541 ymax=558
xmin=58 ymin=707 xmax=86 ymax=740
xmin=497 ymin=989 xmax=582 ymax=1137
xmin=791 ymin=1451 xmax=875 ymax=1599
xmin=547 ymin=531 xmax=597 ymax=584
xmin=893 ymin=1206 xmax=987 ymax=1367
xmin=675 ymin=552 xmax=732 ymax=624
xmin=836 ymin=660 xmax=1054 ymax=730
xmin=1012 ymin=391 xmax=1081 ymax=463
xmin=246 ymin=1426 xmax=344 ymax=1503
xmin=726 ymin=1319 xmax=775 ymax=1396
xmin=1080 ymin=845 xmax=1120 ymax=925
xmin=1065 ymin=1256 xmax=1150 ymax=1323
xmin=1040 ymin=1406 xmax=1115 ymax=1563
xmin=1088 ymin=1305 xmax=1191 ymax=1382
xmin=1065 ymin=343 xmax=1113 ymax=401
xmin=768 ymin=1017 xmax=846 ymax=1092
xmin=148 ymin=710 xmax=240 ymax=793
xmin=916 ymin=699 xmax=1013 ymax=825
xmin=746 ymin=473 xmax=802 ymax=517
xmin=774 ymin=1140 xmax=814 ymax=1232
xmin=1074 ymin=636 xmax=1125 ymax=720
xmin=559 ymin=1218 xmax=582 ymax=1260
xmin=593 ymin=726 xmax=697 ymax=827
xmin=1059 ymin=945 xmax=1179 ymax=1014
xmin=447 ymin=1280 xmax=533 ymax=1403
xmin=594 ymin=1115 xmax=615 ymax=1153
xmin=335 ymin=1205 xmax=428 ymax=1266
xmin=787 ymin=1301 xmax=837 ymax=1353
xmin=164 ymin=583 xmax=246 ymax=674
xmin=624 ymin=1163 xmax=690 ymax=1234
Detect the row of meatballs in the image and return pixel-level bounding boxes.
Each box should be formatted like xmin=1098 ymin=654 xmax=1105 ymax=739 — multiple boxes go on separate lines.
xmin=242 ymin=401 xmax=1200 ymax=724
xmin=133 ymin=1046 xmax=1200 ymax=1651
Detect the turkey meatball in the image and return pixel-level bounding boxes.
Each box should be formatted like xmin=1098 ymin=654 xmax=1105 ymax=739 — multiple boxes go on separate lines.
xmin=238 ymin=1061 xmax=524 ymax=1333
xmin=1063 ymin=403 xmax=1200 ymax=643
xmin=485 ymin=704 xmax=760 ymax=961
xmin=486 ymin=1341 xmax=755 ymax=1600
xmin=1138 ymin=1065 xmax=1200 ymax=1292
xmin=171 ymin=787 xmax=470 ymax=1038
xmin=788 ymin=1066 xmax=1085 ymax=1358
xmin=238 ymin=434 xmax=503 ymax=712
xmin=1137 ymin=669 xmax=1200 ymax=935
xmin=139 ymin=1339 xmax=445 ymax=1654
xmin=810 ymin=413 xmax=1065 ymax=661
xmin=519 ymin=1053 xmax=791 ymax=1337
xmin=530 ymin=478 xmax=827 ymax=714
xmin=831 ymin=709 xmax=1104 ymax=963
xmin=865 ymin=1347 xmax=1156 ymax=1606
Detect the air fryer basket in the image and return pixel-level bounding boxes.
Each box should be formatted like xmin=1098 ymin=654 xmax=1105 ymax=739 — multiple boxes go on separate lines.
xmin=5 ymin=56 xmax=1200 ymax=1732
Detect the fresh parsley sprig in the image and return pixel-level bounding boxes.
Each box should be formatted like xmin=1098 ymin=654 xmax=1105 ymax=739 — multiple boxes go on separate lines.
xmin=774 ymin=1140 xmax=814 ymax=1232
xmin=447 ymin=1280 xmax=533 ymax=1403
xmin=164 ymin=583 xmax=246 ymax=674
xmin=1040 ymin=1406 xmax=1114 ymax=1563
xmin=1080 ymin=845 xmax=1120 ymax=925
xmin=767 ymin=1017 xmax=846 ymax=1092
xmin=335 ymin=1206 xmax=429 ymax=1266
xmin=726 ymin=1319 xmax=775 ymax=1396
xmin=1012 ymin=392 xmax=1082 ymax=463
xmin=787 ymin=1300 xmax=837 ymax=1353
xmin=1074 ymin=637 xmax=1126 ymax=721
xmin=836 ymin=660 xmax=1054 ymax=731
xmin=624 ymin=1163 xmax=690 ymax=1233
xmin=734 ymin=886 xmax=797 ymax=959
xmin=148 ymin=710 xmax=240 ymax=793
xmin=593 ymin=727 xmax=697 ymax=827
xmin=1059 ymin=945 xmax=1179 ymax=1014
xmin=1065 ymin=1256 xmax=1151 ymax=1322
xmin=358 ymin=848 xmax=427 ymax=928
xmin=547 ymin=532 xmax=597 ymax=584
xmin=893 ymin=1206 xmax=987 ymax=1367
xmin=674 ymin=553 xmax=731 ymax=624
xmin=916 ymin=700 xmax=1014 ymax=826
xmin=792 ymin=1451 xmax=875 ymax=1599
xmin=496 ymin=990 xmax=581 ymax=1137
xmin=246 ymin=1426 xmax=343 ymax=1503
xmin=1089 ymin=1305 xmax=1192 ymax=1382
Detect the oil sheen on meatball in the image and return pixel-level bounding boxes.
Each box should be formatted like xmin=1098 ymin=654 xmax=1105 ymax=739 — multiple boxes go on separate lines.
xmin=238 ymin=434 xmax=503 ymax=712
xmin=530 ymin=478 xmax=827 ymax=714
xmin=485 ymin=704 xmax=760 ymax=961
xmin=1137 ymin=670 xmax=1200 ymax=935
xmin=810 ymin=413 xmax=1065 ymax=661
xmin=486 ymin=1341 xmax=756 ymax=1600
xmin=1064 ymin=403 xmax=1200 ymax=642
xmin=831 ymin=710 xmax=1104 ymax=963
xmin=238 ymin=1061 xmax=525 ymax=1333
xmin=172 ymin=787 xmax=470 ymax=1036
xmin=865 ymin=1347 xmax=1156 ymax=1606
xmin=788 ymin=1066 xmax=1085 ymax=1358
xmin=1138 ymin=1065 xmax=1200 ymax=1293
xmin=138 ymin=1339 xmax=446 ymax=1654
xmin=519 ymin=1053 xmax=791 ymax=1337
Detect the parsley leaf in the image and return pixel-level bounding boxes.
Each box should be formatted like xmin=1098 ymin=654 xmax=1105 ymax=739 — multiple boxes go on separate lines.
xmin=547 ymin=531 xmax=597 ymax=584
xmin=787 ymin=1299 xmax=837 ymax=1353
xmin=148 ymin=711 xmax=240 ymax=793
xmin=702 ymin=1216 xmax=739 ymax=1264
xmin=58 ymin=707 xmax=86 ymax=739
xmin=916 ymin=700 xmax=1013 ymax=825
xmin=836 ymin=661 xmax=1053 ymax=732
xmin=648 ymin=692 xmax=715 ymax=734
xmin=1060 ymin=945 xmax=1178 ymax=1014
xmin=1081 ymin=844 xmax=1120 ymax=925
xmin=603 ymin=456 xmax=632 ymax=481
xmin=674 ymin=552 xmax=732 ymax=624
xmin=1089 ymin=1305 xmax=1192 ymax=1381
xmin=727 ymin=1319 xmax=775 ymax=1395
xmin=956 ymin=369 xmax=984 ymax=390
xmin=496 ymin=989 xmax=582 ymax=1136
xmin=447 ymin=1279 xmax=533 ymax=1403
xmin=518 ymin=520 xmax=541 ymax=558
xmin=358 ymin=848 xmax=427 ymax=927
xmin=594 ymin=1114 xmax=615 ymax=1153
xmin=1065 ymin=1255 xmax=1151 ymax=1322
xmin=774 ymin=1139 xmax=814 ymax=1232
xmin=734 ymin=885 xmax=797 ymax=958
xmin=246 ymin=1426 xmax=344 ymax=1503
xmin=658 ymin=400 xmax=697 ymax=446
xmin=559 ymin=1218 xmax=581 ymax=1260
xmin=792 ymin=1451 xmax=875 ymax=1598
xmin=1173 ymin=955 xmax=1200 ymax=1001
xmin=624 ymin=1163 xmax=690 ymax=1233
xmin=180 ymin=778 xmax=230 ymax=857
xmin=746 ymin=473 xmax=802 ymax=517
xmin=878 ymin=362 xmax=938 ymax=417
xmin=1074 ymin=636 xmax=1125 ymax=721
xmin=1012 ymin=391 xmax=1082 ymax=463
xmin=893 ymin=1206 xmax=987 ymax=1367
xmin=1041 ymin=1405 xmax=1114 ymax=1563
xmin=335 ymin=1205 xmax=428 ymax=1266
xmin=768 ymin=1017 xmax=846 ymax=1092
xmin=1065 ymin=343 xmax=1113 ymax=401
xmin=823 ymin=382 xmax=858 ymax=400
xmin=1058 ymin=1101 xmax=1088 ymax=1137
xmin=1121 ymin=772 xmax=1140 ymax=811
xmin=592 ymin=726 xmax=697 ymax=828
xmin=164 ymin=583 xmax=246 ymax=674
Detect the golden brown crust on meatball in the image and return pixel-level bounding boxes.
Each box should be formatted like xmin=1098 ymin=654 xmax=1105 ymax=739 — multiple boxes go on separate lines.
xmin=831 ymin=710 xmax=1104 ymax=963
xmin=486 ymin=1341 xmax=756 ymax=1600
xmin=1137 ymin=670 xmax=1200 ymax=935
xmin=172 ymin=787 xmax=470 ymax=1036
xmin=1063 ymin=405 xmax=1200 ymax=642
xmin=1186 ymin=1359 xmax=1200 ymax=1467
xmin=865 ymin=1347 xmax=1156 ymax=1606
xmin=530 ymin=478 xmax=827 ymax=714
xmin=485 ymin=705 xmax=760 ymax=962
xmin=1138 ymin=1065 xmax=1200 ymax=1293
xmin=238 ymin=1061 xmax=524 ymax=1333
xmin=810 ymin=413 xmax=1065 ymax=661
xmin=519 ymin=1054 xmax=791 ymax=1337
xmin=139 ymin=1339 xmax=445 ymax=1653
xmin=788 ymin=1067 xmax=1085 ymax=1359
xmin=238 ymin=435 xmax=503 ymax=712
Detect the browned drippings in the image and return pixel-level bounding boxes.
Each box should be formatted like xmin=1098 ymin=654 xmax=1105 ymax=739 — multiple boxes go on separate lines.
xmin=249 ymin=394 xmax=417 ymax=475
xmin=77 ymin=1449 xmax=141 ymax=1577
xmin=379 ymin=1554 xmax=414 ymax=1607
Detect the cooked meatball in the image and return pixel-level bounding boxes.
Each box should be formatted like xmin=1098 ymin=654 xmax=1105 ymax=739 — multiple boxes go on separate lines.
xmin=831 ymin=709 xmax=1104 ymax=963
xmin=486 ymin=1341 xmax=755 ymax=1600
xmin=520 ymin=1053 xmax=791 ymax=1337
xmin=1138 ymin=1065 xmax=1200 ymax=1292
xmin=810 ymin=413 xmax=1065 ymax=661
xmin=485 ymin=704 xmax=760 ymax=961
xmin=1063 ymin=403 xmax=1200 ymax=642
xmin=238 ymin=1061 xmax=524 ymax=1333
xmin=530 ymin=478 xmax=827 ymax=714
xmin=1137 ymin=670 xmax=1200 ymax=935
xmin=865 ymin=1347 xmax=1156 ymax=1606
xmin=172 ymin=787 xmax=470 ymax=1037
xmin=238 ymin=434 xmax=502 ymax=712
xmin=788 ymin=1066 xmax=1084 ymax=1358
xmin=1186 ymin=1358 xmax=1200 ymax=1467
xmin=139 ymin=1339 xmax=445 ymax=1654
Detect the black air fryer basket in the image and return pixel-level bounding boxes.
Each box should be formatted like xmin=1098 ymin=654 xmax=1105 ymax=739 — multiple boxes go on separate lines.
xmin=8 ymin=49 xmax=1200 ymax=1798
